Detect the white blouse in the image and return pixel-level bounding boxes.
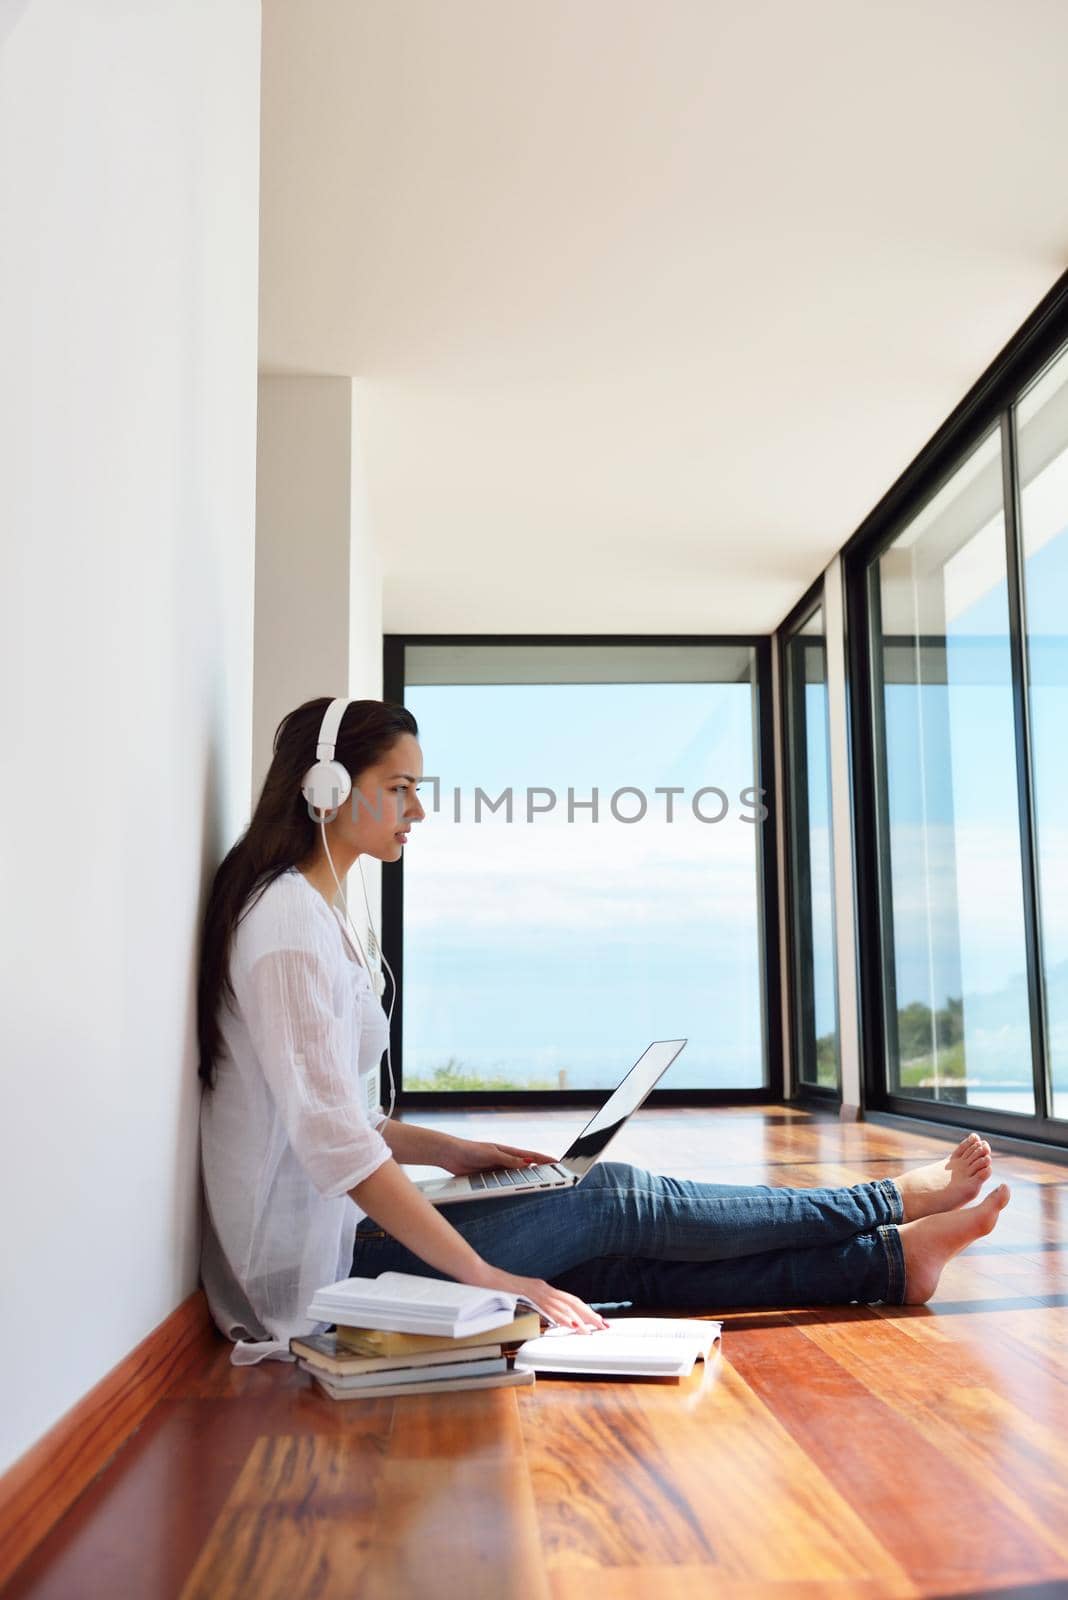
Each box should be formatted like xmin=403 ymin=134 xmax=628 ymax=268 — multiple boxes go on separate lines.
xmin=199 ymin=865 xmax=392 ymax=1364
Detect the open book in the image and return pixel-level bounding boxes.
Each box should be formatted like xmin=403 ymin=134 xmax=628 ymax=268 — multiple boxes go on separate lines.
xmin=306 ymin=1271 xmax=526 ymax=1339
xmin=513 ymin=1317 xmax=722 ymax=1378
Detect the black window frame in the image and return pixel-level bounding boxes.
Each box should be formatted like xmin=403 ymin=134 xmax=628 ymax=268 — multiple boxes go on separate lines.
xmin=842 ymin=269 xmax=1068 ymax=1147
xmin=382 ymin=632 xmax=783 ymax=1109
xmin=778 ymin=578 xmax=842 ymax=1105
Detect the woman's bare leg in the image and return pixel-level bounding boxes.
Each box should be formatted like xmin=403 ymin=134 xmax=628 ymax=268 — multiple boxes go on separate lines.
xmin=899 ymin=1182 xmax=1011 ymax=1303
xmin=891 ymin=1133 xmax=993 ymax=1221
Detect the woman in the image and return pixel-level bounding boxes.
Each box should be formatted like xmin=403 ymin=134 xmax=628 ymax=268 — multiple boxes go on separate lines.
xmin=197 ymin=697 xmax=1009 ymax=1363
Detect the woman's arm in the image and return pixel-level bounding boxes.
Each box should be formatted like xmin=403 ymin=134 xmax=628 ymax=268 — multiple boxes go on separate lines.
xmin=374 ymin=1120 xmax=454 ymax=1167
xmin=349 ymin=1158 xmax=606 ymax=1330
xmin=377 ymin=1119 xmax=556 ymax=1175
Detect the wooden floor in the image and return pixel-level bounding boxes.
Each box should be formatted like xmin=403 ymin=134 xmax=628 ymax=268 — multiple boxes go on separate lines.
xmin=7 ymin=1107 xmax=1068 ymax=1600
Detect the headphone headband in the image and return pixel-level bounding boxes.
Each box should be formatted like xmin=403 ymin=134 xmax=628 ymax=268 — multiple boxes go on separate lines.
xmin=316 ymin=697 xmax=351 ymax=762
xmin=302 ymin=696 xmax=353 ymax=818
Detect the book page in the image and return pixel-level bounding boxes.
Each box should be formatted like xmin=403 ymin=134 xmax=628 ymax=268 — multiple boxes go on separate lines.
xmin=513 ymin=1316 xmax=722 ymax=1375
xmin=315 ymin=1272 xmax=515 ymax=1316
xmin=605 ymin=1317 xmax=722 ymax=1346
xmin=515 ymin=1332 xmax=708 ymax=1372
xmin=374 ymin=1273 xmax=515 ymax=1313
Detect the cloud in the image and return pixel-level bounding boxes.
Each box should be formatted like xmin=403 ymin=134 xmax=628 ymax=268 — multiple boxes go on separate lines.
xmin=403 ymin=807 xmax=763 ymax=933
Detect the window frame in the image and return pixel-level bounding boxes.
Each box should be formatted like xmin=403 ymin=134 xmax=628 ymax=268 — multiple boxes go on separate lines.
xmin=842 ymin=270 xmax=1068 ymax=1146
xmin=382 ymin=631 xmax=784 ymax=1109
xmin=778 ymin=578 xmax=842 ymax=1104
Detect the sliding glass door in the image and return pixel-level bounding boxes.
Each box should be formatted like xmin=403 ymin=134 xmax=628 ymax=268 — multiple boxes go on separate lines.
xmin=1016 ymin=345 xmax=1068 ymax=1122
xmin=782 ymin=597 xmax=840 ymax=1094
xmin=847 ymin=308 xmax=1068 ymax=1144
xmin=870 ymin=431 xmax=1035 ymax=1114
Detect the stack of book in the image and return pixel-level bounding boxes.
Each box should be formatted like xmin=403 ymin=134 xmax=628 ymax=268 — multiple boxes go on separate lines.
xmin=293 ymin=1271 xmax=542 ymax=1401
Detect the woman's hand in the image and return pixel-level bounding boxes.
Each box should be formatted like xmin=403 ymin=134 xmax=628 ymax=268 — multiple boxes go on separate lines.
xmin=350 ymin=1163 xmax=606 ymax=1334
xmin=436 ymin=1134 xmax=557 ymax=1177
xmin=474 ymin=1265 xmax=608 ymax=1332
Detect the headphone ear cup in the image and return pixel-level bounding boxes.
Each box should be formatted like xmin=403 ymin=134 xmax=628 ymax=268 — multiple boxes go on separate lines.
xmin=301 ymin=758 xmax=352 ymax=816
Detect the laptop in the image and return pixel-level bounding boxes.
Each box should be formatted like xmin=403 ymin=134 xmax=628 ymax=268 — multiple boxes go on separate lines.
xmin=414 ymin=1039 xmax=687 ymax=1206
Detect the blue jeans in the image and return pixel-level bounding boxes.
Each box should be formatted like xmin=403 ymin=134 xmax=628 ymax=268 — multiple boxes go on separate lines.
xmin=351 ymin=1161 xmax=907 ymax=1307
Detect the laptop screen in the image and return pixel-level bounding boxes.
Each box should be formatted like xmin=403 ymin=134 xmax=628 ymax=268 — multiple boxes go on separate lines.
xmin=560 ymin=1040 xmax=687 ymax=1176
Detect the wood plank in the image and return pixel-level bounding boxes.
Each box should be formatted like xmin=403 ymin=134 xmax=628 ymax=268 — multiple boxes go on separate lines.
xmin=551 ymin=1570 xmax=917 ymax=1600
xmin=177 ymin=1433 xmax=384 ymax=1600
xmin=727 ymin=1312 xmax=1057 ymax=1590
xmin=796 ymin=1306 xmax=1068 ymax=1580
xmin=0 ymin=1292 xmax=215 ymax=1590
xmin=179 ymin=1414 xmax=550 ymax=1600
xmin=385 ymin=1383 xmax=527 ymax=1461
xmin=4 ymin=1399 xmax=288 ymax=1600
xmin=7 ymin=1109 xmax=1068 ymax=1598
xmin=360 ymin=1456 xmax=550 ymax=1600
xmin=521 ymin=1356 xmax=910 ymax=1585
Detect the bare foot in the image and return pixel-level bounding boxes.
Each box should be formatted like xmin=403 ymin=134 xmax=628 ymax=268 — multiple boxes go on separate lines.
xmin=892 ymin=1133 xmax=992 ymax=1221
xmin=899 ymin=1183 xmax=1011 ymax=1304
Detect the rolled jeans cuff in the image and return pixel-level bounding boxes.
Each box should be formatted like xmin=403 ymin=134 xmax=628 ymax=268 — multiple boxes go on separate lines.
xmin=873 ymin=1176 xmax=904 ymax=1224
xmin=877 ymin=1223 xmax=907 ymax=1304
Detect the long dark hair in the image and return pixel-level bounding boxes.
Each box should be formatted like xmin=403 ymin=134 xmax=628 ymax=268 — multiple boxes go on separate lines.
xmin=196 ymin=696 xmax=418 ymax=1088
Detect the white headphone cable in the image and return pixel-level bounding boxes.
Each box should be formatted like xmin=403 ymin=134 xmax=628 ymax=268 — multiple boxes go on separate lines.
xmin=354 ymin=842 xmax=400 ymax=1118
xmin=318 ymin=818 xmax=398 ymax=1121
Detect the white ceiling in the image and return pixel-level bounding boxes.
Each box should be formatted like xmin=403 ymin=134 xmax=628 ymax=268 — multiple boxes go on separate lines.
xmin=259 ymin=0 xmax=1068 ymax=635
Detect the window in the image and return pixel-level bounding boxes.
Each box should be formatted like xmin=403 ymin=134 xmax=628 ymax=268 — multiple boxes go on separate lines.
xmin=782 ymin=598 xmax=840 ymax=1093
xmin=1016 ymin=346 xmax=1068 ymax=1122
xmin=870 ymin=431 xmax=1036 ymax=1116
xmin=385 ymin=639 xmax=778 ymax=1099
xmin=841 ymin=280 xmax=1068 ymax=1144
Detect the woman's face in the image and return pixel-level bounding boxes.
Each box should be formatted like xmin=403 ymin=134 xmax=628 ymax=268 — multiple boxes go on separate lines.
xmin=343 ymin=732 xmax=425 ymax=863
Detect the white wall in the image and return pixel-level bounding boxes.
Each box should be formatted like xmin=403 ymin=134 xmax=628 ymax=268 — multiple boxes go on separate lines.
xmin=0 ymin=0 xmax=261 ymax=1474
xmin=253 ymin=376 xmax=356 ymax=792
xmin=253 ymin=374 xmax=384 ymax=948
xmin=349 ymin=381 xmax=386 ymax=705
xmin=349 ymin=381 xmax=387 ymax=937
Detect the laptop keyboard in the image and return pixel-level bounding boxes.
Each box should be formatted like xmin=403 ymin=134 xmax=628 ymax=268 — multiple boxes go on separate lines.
xmin=469 ymin=1164 xmax=561 ymax=1191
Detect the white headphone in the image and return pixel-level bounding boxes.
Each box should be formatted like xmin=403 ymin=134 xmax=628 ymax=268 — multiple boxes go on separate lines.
xmin=301 ymin=696 xmax=398 ymax=1119
xmin=301 ymin=695 xmax=354 ymax=817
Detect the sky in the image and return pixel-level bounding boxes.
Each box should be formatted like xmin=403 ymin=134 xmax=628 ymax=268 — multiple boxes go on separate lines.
xmin=402 ymin=676 xmax=766 ymax=1091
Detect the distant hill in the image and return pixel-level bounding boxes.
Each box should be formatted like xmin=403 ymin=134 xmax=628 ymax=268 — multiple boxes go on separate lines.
xmin=815 ymin=959 xmax=1068 ymax=1092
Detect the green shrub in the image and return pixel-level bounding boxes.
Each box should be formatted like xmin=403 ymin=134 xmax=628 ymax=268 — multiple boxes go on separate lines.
xmin=898 ymin=1040 xmax=966 ymax=1087
xmin=403 ymin=1056 xmax=555 ymax=1093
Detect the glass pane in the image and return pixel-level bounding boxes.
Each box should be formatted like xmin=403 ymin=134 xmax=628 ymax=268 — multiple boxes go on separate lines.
xmin=784 ymin=606 xmax=840 ymax=1089
xmin=401 ymin=645 xmax=768 ymax=1092
xmin=874 ymin=430 xmax=1035 ymax=1115
xmin=1017 ymin=345 xmax=1068 ymax=1121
